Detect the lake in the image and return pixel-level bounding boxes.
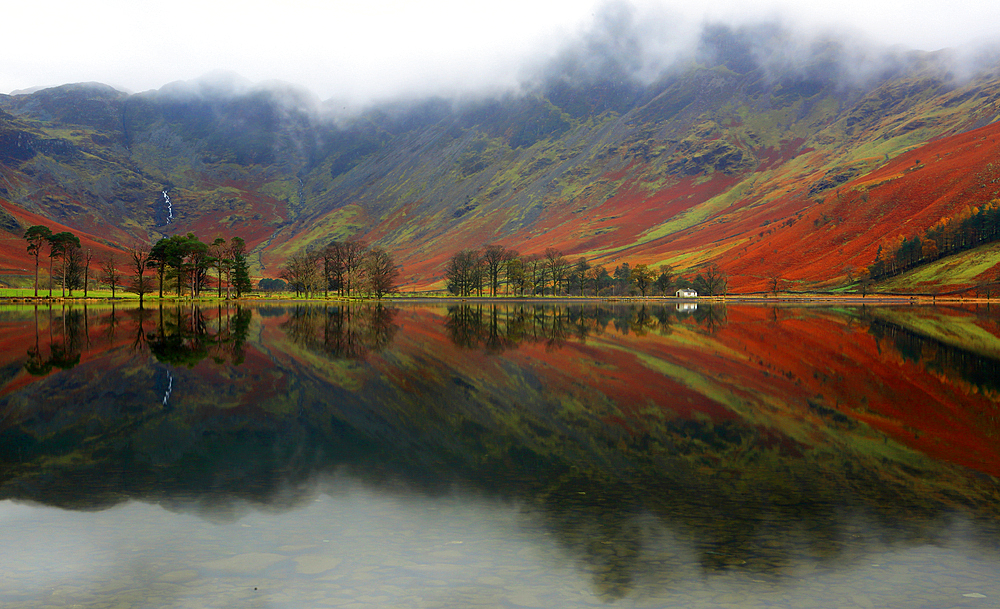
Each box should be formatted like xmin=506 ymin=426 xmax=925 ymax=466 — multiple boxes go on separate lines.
xmin=1 ymin=301 xmax=999 ymax=608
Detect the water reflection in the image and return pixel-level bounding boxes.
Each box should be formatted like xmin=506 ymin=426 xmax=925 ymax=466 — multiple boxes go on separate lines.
xmin=148 ymin=304 xmax=252 ymax=367
xmin=443 ymin=302 xmax=725 ymax=352
xmin=280 ymin=303 xmax=398 ymax=359
xmin=868 ymin=314 xmax=1000 ymax=396
xmin=1 ymin=302 xmax=999 ymax=606
xmin=23 ymin=306 xmax=84 ymax=375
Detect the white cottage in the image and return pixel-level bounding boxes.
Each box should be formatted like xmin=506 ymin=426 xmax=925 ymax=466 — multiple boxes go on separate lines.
xmin=675 ymin=288 xmax=698 ymax=298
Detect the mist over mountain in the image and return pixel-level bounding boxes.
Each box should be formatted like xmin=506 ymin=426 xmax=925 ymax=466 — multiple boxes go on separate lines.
xmin=2 ymin=17 xmax=1000 ymax=292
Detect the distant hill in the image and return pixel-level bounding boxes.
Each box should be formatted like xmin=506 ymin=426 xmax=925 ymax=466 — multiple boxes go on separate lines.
xmin=2 ymin=27 xmax=1000 ymax=292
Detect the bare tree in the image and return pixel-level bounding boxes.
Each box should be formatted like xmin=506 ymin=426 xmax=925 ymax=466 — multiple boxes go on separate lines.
xmin=364 ymin=246 xmax=400 ymax=299
xmin=445 ymin=249 xmax=482 ymax=297
xmin=322 ymin=241 xmax=347 ymax=297
xmin=544 ymin=248 xmax=568 ymax=295
xmin=767 ymin=272 xmax=783 ymax=297
xmin=101 ymin=253 xmax=123 ymax=298
xmin=481 ymin=244 xmax=513 ymax=297
xmin=695 ymin=264 xmax=728 ymax=296
xmin=525 ymin=255 xmax=546 ymax=296
xmin=342 ymin=239 xmax=368 ymax=297
xmin=280 ymin=251 xmax=321 ymax=297
xmin=83 ymin=249 xmax=95 ymax=297
xmin=128 ymin=243 xmax=154 ymax=306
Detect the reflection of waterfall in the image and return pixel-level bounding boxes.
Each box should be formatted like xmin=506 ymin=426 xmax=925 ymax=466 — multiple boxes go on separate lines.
xmin=162 ymin=370 xmax=173 ymax=405
xmin=162 ymin=189 xmax=173 ymax=224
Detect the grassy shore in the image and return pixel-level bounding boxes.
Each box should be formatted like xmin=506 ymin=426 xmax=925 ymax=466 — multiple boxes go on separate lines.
xmin=1 ymin=287 xmax=994 ymax=306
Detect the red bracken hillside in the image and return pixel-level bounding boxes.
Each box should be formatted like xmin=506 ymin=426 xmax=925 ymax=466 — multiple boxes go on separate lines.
xmin=725 ymin=121 xmax=1000 ymax=291
xmin=2 ymin=40 xmax=1000 ymax=291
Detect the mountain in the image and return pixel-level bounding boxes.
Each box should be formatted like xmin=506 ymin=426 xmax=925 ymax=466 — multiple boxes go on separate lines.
xmin=2 ymin=27 xmax=1000 ymax=292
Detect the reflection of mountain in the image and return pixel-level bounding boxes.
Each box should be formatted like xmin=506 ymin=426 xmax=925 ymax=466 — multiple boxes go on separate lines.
xmin=2 ymin=303 xmax=1000 ymax=599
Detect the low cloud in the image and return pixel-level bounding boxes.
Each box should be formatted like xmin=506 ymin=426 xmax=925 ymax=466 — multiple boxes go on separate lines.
xmin=5 ymin=1 xmax=998 ymax=110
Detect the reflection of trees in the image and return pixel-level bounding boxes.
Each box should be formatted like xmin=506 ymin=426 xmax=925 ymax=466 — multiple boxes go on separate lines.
xmin=127 ymin=306 xmax=154 ymax=352
xmin=445 ymin=303 xmax=726 ymax=351
xmin=692 ymin=303 xmax=727 ymax=333
xmin=868 ymin=316 xmax=1000 ymax=396
xmin=23 ymin=305 xmax=83 ymax=376
xmin=281 ymin=303 xmax=399 ymax=360
xmin=8 ymin=303 xmax=1000 ymax=603
xmin=147 ymin=304 xmax=253 ymax=367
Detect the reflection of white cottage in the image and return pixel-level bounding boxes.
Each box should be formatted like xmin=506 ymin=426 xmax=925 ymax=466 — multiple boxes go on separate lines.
xmin=675 ymin=288 xmax=698 ymax=298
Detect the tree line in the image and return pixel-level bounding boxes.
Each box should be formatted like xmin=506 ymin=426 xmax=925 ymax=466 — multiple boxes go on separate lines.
xmin=444 ymin=245 xmax=728 ymax=297
xmin=867 ymin=200 xmax=1000 ymax=281
xmin=277 ymin=239 xmax=400 ymax=299
xmin=23 ymin=226 xmax=252 ymax=305
xmin=24 ymin=225 xmax=90 ymax=298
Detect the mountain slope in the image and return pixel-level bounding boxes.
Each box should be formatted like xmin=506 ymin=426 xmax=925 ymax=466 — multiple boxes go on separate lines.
xmin=1 ymin=36 xmax=1000 ymax=291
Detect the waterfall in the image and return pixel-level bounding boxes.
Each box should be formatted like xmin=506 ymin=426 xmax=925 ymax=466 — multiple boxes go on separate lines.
xmin=163 ymin=189 xmax=173 ymax=224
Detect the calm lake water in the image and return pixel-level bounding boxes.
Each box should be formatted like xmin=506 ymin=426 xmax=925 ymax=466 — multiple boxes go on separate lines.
xmin=1 ymin=301 xmax=999 ymax=608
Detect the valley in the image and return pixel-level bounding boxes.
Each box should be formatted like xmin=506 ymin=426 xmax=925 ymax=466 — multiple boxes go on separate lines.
xmin=2 ymin=30 xmax=1000 ymax=295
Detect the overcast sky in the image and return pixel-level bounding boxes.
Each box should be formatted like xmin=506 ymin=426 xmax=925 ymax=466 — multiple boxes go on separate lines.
xmin=4 ymin=0 xmax=999 ymax=104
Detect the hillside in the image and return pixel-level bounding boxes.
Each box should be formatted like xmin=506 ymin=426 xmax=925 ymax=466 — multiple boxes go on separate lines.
xmin=2 ymin=29 xmax=1000 ymax=291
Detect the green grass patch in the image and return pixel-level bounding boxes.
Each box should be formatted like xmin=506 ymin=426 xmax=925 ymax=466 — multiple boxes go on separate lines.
xmin=880 ymin=242 xmax=1000 ymax=290
xmin=635 ymin=178 xmax=754 ymax=245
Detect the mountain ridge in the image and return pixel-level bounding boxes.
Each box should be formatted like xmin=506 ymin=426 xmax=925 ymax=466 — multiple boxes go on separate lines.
xmin=2 ymin=32 xmax=1000 ymax=292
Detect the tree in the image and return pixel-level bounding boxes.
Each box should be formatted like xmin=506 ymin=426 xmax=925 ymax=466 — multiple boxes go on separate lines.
xmin=341 ymin=239 xmax=368 ymax=297
xmin=767 ymin=272 xmax=783 ymax=297
xmin=186 ymin=238 xmax=211 ymax=296
xmin=504 ymin=254 xmax=526 ymax=297
xmin=209 ymin=237 xmax=231 ymax=298
xmin=127 ymin=243 xmax=154 ymax=306
xmin=525 ymin=255 xmax=546 ymax=296
xmin=48 ymin=232 xmax=81 ymax=297
xmin=655 ymin=265 xmax=674 ymax=296
xmin=82 ymin=249 xmax=95 ymax=297
xmin=101 ymin=253 xmax=123 ymax=298
xmin=481 ymin=244 xmax=512 ymax=297
xmin=258 ymin=278 xmax=287 ymax=292
xmin=694 ymin=264 xmax=728 ymax=296
xmin=613 ymin=263 xmax=632 ymax=296
xmin=572 ymin=257 xmax=590 ymax=295
xmin=588 ymin=264 xmax=611 ymax=295
xmin=150 ymin=235 xmax=185 ymax=296
xmin=445 ymin=249 xmax=482 ymax=297
xmin=148 ymin=233 xmax=209 ymax=297
xmin=364 ymin=246 xmax=400 ymax=299
xmin=279 ymin=251 xmax=319 ymax=297
xmin=322 ymin=241 xmax=347 ymax=297
xmin=24 ymin=225 xmax=52 ymax=298
xmin=230 ymin=237 xmax=252 ymax=298
xmin=631 ymin=264 xmax=655 ymax=297
xmin=545 ymin=248 xmax=568 ymax=295
xmin=62 ymin=244 xmax=85 ymax=295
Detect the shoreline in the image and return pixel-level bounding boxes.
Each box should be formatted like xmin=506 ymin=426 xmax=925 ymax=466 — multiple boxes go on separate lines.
xmin=0 ymin=293 xmax=994 ymax=306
